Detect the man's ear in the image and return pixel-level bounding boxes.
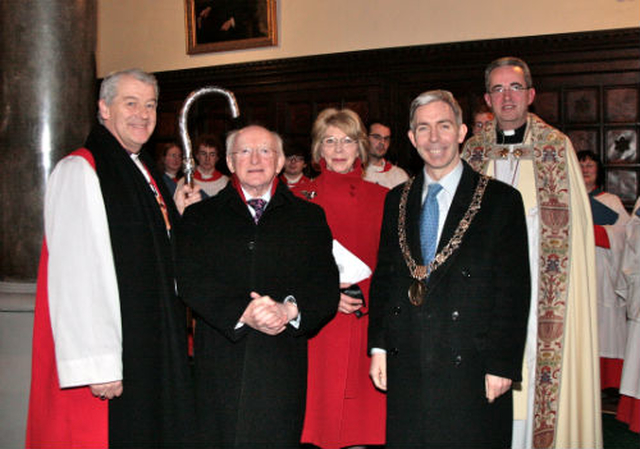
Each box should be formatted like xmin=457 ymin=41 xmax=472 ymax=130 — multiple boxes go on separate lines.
xmin=226 ymin=155 xmax=236 ymax=174
xmin=457 ymin=124 xmax=468 ymax=144
xmin=98 ymin=99 xmax=110 ymax=122
xmin=527 ymin=87 xmax=536 ymax=106
xmin=407 ymin=129 xmax=417 ymax=148
xmin=276 ymin=153 xmax=285 ymax=173
xmin=484 ymin=93 xmax=493 ymax=110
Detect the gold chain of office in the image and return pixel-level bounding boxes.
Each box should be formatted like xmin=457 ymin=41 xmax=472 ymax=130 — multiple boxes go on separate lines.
xmin=398 ymin=174 xmax=490 ymax=306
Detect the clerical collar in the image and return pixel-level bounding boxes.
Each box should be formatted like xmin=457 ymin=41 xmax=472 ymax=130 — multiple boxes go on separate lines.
xmin=496 ymin=122 xmax=527 ymax=145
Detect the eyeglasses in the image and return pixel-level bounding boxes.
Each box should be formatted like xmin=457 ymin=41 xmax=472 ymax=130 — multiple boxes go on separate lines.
xmin=286 ymin=155 xmax=305 ymax=162
xmin=369 ymin=133 xmax=391 ymax=143
xmin=488 ymin=84 xmax=530 ymax=95
xmin=232 ymin=147 xmax=276 ymax=159
xmin=321 ymin=136 xmax=357 ymax=148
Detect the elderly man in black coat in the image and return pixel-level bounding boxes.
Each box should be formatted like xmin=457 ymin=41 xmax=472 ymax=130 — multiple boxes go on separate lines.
xmin=178 ymin=125 xmax=340 ymax=449
xmin=368 ymin=90 xmax=530 ymax=448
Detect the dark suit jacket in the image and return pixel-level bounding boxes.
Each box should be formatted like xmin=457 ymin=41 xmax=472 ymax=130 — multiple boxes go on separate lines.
xmin=369 ymin=161 xmax=530 ymax=448
xmin=177 ymin=181 xmax=339 ymax=448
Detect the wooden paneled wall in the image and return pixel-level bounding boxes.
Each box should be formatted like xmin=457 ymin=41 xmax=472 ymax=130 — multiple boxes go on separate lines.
xmin=152 ymin=27 xmax=640 ymax=206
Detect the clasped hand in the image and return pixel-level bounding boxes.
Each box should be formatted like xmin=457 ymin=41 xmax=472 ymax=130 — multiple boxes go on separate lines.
xmin=240 ymin=292 xmax=296 ymax=335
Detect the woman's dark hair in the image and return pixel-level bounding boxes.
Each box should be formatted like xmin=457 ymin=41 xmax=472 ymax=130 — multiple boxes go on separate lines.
xmin=576 ymin=150 xmax=605 ymax=189
xmin=161 ymin=141 xmax=181 ymax=157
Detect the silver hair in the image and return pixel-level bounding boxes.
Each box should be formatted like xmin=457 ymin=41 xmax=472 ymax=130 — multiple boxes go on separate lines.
xmin=98 ymin=68 xmax=158 ymax=124
xmin=484 ymin=57 xmax=533 ymax=92
xmin=409 ymin=90 xmax=464 ymax=129
xmin=226 ymin=125 xmax=284 ymax=159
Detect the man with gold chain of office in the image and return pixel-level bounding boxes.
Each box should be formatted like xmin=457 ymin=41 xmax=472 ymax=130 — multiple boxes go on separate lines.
xmin=462 ymin=56 xmax=601 ymax=449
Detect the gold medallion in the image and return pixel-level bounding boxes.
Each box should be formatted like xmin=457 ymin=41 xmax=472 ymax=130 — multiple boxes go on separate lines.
xmin=408 ymin=280 xmax=426 ymax=306
xmin=397 ymin=175 xmax=488 ymax=308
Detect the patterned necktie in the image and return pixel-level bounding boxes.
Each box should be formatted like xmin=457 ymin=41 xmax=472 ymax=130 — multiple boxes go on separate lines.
xmin=247 ymin=198 xmax=267 ymax=223
xmin=420 ymin=183 xmax=443 ymax=265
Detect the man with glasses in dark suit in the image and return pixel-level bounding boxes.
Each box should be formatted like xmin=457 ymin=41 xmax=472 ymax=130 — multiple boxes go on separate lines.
xmin=178 ymin=125 xmax=339 ymax=449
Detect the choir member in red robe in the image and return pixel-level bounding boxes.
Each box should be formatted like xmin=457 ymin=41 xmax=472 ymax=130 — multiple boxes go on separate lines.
xmin=578 ymin=150 xmax=630 ymax=390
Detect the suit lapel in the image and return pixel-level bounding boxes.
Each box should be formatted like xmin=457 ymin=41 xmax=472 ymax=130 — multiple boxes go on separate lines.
xmin=427 ymin=162 xmax=479 ymax=290
xmin=220 ymin=184 xmax=255 ymax=222
xmin=265 ymin=182 xmax=292 ymax=213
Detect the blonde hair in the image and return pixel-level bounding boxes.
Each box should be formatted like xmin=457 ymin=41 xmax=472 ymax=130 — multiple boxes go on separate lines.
xmin=311 ymin=108 xmax=369 ymax=168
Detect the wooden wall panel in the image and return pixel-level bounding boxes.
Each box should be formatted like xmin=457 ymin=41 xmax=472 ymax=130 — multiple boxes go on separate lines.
xmin=152 ymin=27 xmax=640 ymax=206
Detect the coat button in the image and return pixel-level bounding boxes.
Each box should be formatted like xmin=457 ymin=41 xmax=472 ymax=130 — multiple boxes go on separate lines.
xmin=451 ymin=310 xmax=460 ymax=321
xmin=248 ymin=241 xmax=255 ymax=250
xmin=393 ymin=306 xmax=401 ymax=315
xmin=454 ymin=355 xmax=462 ymax=366
xmin=390 ymin=347 xmax=399 ymax=356
xmin=461 ymin=268 xmax=471 ymax=278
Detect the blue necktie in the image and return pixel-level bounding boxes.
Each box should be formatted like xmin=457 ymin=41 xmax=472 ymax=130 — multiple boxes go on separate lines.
xmin=247 ymin=198 xmax=267 ymax=223
xmin=420 ymin=183 xmax=443 ymax=265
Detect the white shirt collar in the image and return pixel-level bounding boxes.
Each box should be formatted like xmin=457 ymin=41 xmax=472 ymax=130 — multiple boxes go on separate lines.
xmin=241 ymin=184 xmax=273 ymax=203
xmin=422 ymin=160 xmax=463 ymax=203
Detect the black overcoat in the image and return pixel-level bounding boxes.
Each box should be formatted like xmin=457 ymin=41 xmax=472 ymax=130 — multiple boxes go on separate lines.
xmin=177 ymin=181 xmax=340 ymax=449
xmin=369 ymin=161 xmax=530 ymax=448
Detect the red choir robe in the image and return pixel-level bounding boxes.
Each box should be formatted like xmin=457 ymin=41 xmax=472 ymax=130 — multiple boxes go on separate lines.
xmin=280 ymin=173 xmax=311 ymax=196
xmin=615 ymin=200 xmax=640 ymax=434
xmin=590 ymin=189 xmax=630 ymax=389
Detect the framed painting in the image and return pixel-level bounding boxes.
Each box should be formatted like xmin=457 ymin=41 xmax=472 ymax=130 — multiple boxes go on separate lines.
xmin=185 ymin=0 xmax=278 ymax=54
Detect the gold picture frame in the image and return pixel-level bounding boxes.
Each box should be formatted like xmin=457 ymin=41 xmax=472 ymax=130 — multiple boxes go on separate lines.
xmin=185 ymin=0 xmax=278 ymax=54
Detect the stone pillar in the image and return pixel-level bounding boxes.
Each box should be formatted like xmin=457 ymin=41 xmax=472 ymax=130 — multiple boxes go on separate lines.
xmin=0 ymin=0 xmax=97 ymax=282
xmin=0 ymin=1 xmax=97 ymax=447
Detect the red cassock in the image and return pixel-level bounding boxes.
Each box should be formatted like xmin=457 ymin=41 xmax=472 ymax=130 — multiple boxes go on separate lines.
xmin=26 ymin=150 xmax=108 ymax=449
xmin=300 ymin=162 xmax=388 ymax=448
xmin=26 ymin=242 xmax=109 ymax=448
xmin=617 ymin=395 xmax=640 ymax=433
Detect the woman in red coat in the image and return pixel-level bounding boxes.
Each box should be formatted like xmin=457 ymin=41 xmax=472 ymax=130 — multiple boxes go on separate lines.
xmin=300 ymin=108 xmax=388 ymax=448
